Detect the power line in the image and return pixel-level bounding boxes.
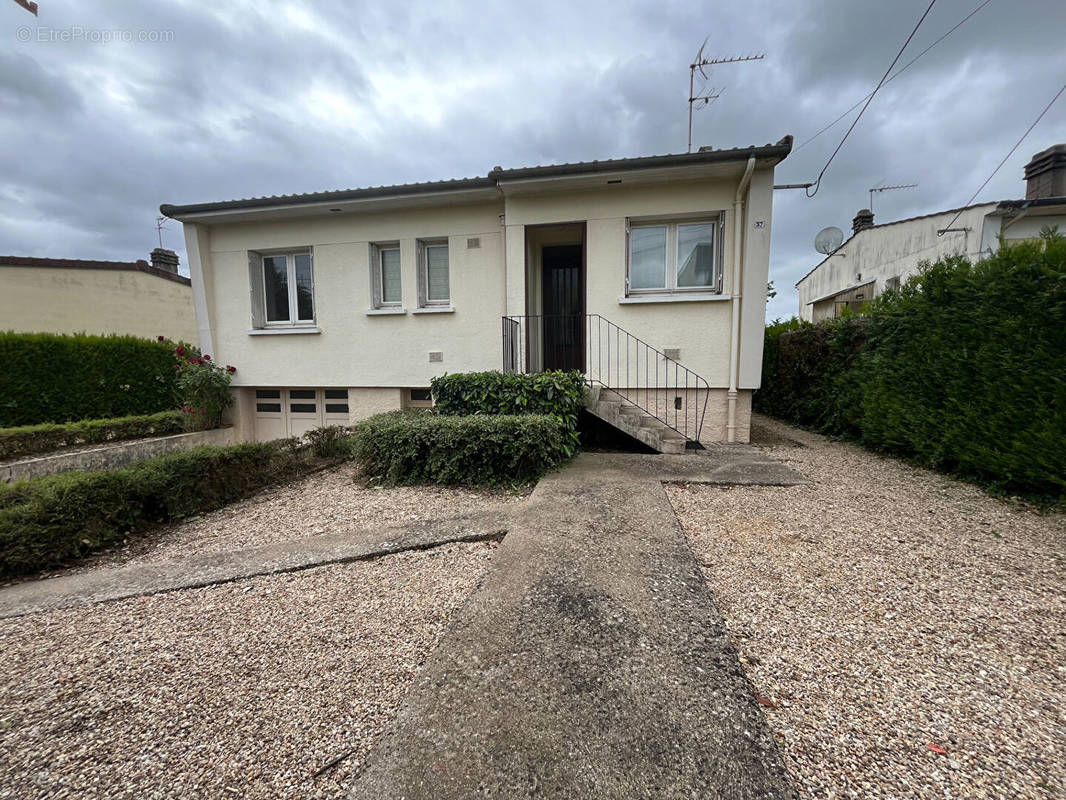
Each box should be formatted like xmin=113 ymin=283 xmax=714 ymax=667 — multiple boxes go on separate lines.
xmin=795 ymin=0 xmax=993 ymax=154
xmin=938 ymin=81 xmax=1066 ymax=235
xmin=806 ymin=0 xmax=938 ymax=198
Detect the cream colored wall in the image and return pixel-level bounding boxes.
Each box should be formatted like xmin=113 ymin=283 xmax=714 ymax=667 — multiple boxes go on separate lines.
xmin=796 ymin=205 xmax=996 ymax=322
xmin=203 ymin=202 xmax=505 ymax=387
xmin=0 ymin=266 xmax=197 ymax=342
xmin=503 ymin=169 xmax=775 ymax=389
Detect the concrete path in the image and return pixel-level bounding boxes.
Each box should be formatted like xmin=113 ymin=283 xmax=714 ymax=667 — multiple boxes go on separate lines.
xmin=351 ymin=450 xmax=804 ymax=799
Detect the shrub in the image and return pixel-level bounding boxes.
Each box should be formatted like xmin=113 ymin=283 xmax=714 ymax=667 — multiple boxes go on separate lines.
xmin=304 ymin=425 xmax=354 ymax=458
xmin=352 ymin=412 xmax=569 ymax=486
xmin=0 ymin=440 xmax=344 ymax=576
xmin=0 ymin=411 xmax=185 ymax=461
xmin=174 ymin=347 xmax=236 ymax=430
xmin=756 ymin=234 xmax=1066 ymax=497
xmin=431 ymin=370 xmax=586 ymax=456
xmin=0 ymin=332 xmax=190 ymax=427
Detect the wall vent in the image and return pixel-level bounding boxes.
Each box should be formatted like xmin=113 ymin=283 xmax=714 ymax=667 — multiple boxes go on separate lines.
xmin=467 ymin=237 xmax=481 ymax=249
xmin=663 ymin=347 xmax=681 ymax=361
xmin=428 ymin=351 xmax=443 ymax=363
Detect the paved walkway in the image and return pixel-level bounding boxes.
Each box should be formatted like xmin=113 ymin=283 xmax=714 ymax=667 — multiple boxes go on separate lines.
xmin=0 ymin=447 xmax=806 ymax=798
xmin=351 ymin=450 xmax=804 ymax=799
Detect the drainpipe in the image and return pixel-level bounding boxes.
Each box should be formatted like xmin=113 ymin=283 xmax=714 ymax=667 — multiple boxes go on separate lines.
xmin=726 ymin=155 xmax=756 ymax=443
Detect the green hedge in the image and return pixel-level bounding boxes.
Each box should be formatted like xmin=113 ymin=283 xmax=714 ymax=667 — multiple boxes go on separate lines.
xmin=0 ymin=411 xmax=185 ymax=461
xmin=353 ymin=412 xmax=570 ymax=486
xmin=0 ymin=332 xmax=185 ymax=427
xmin=0 ymin=440 xmax=332 ymax=576
xmin=756 ymin=235 xmax=1066 ymax=496
xmin=431 ymin=370 xmax=586 ymax=455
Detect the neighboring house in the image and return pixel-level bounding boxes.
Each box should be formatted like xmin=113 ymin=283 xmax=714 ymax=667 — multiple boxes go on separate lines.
xmin=161 ymin=136 xmax=792 ymax=448
xmin=796 ymin=143 xmax=1066 ymax=322
xmin=0 ymin=249 xmax=198 ymax=343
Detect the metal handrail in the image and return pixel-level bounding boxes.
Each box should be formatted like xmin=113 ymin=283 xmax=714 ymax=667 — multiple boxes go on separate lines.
xmin=502 ymin=313 xmax=710 ymax=443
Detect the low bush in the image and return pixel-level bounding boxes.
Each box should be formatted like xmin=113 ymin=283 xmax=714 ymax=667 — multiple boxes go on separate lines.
xmin=304 ymin=425 xmax=355 ymax=459
xmin=0 ymin=439 xmax=342 ymax=576
xmin=0 ymin=411 xmax=185 ymax=461
xmin=174 ymin=346 xmax=237 ymax=430
xmin=756 ymin=233 xmax=1066 ymax=497
xmin=431 ymin=370 xmax=586 ymax=456
xmin=352 ymin=411 xmax=569 ymax=486
xmin=0 ymin=332 xmax=188 ymax=427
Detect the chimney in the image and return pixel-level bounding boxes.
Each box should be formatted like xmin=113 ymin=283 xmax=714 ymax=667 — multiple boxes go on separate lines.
xmin=852 ymin=208 xmax=874 ymax=235
xmin=1024 ymin=143 xmax=1066 ymax=200
xmin=150 ymin=248 xmax=180 ymax=273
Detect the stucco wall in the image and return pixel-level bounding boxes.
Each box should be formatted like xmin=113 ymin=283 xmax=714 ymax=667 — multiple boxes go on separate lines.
xmin=796 ymin=205 xmax=996 ymax=322
xmin=0 ymin=265 xmax=197 ymax=343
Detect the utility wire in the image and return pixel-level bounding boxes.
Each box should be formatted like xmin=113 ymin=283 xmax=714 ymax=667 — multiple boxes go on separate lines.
xmin=938 ymin=81 xmax=1066 ymax=235
xmin=806 ymin=0 xmax=938 ymax=198
xmin=795 ymin=0 xmax=993 ymax=154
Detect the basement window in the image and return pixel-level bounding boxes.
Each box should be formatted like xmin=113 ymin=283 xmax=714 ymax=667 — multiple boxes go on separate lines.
xmin=626 ymin=215 xmax=724 ymax=296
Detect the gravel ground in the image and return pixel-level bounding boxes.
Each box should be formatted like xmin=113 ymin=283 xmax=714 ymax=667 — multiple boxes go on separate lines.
xmin=0 ymin=540 xmax=496 ymax=800
xmin=50 ymin=465 xmax=526 ymax=575
xmin=667 ymin=415 xmax=1065 ymax=800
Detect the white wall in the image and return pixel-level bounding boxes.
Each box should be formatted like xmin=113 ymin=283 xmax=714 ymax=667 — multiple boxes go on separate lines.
xmin=796 ymin=204 xmax=996 ymax=322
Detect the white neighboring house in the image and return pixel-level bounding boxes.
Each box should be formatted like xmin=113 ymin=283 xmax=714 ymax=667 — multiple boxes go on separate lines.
xmin=161 ymin=137 xmax=792 ymax=449
xmin=796 ymin=143 xmax=1066 ymax=322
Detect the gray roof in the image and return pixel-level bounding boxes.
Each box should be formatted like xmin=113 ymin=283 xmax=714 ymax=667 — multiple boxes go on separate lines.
xmin=160 ymin=137 xmax=793 ymax=218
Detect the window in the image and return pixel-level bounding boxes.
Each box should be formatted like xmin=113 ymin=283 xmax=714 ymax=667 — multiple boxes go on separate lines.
xmin=418 ymin=240 xmax=450 ymax=305
xmin=406 ymin=388 xmax=433 ymax=408
xmin=371 ymin=243 xmax=402 ymax=307
xmin=885 ymin=275 xmax=901 ymax=292
xmin=627 ymin=217 xmax=722 ymax=295
xmin=257 ymin=250 xmax=314 ymax=325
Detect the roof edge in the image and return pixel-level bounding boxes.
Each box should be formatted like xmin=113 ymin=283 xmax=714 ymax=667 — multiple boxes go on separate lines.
xmin=0 ymin=256 xmax=192 ymax=286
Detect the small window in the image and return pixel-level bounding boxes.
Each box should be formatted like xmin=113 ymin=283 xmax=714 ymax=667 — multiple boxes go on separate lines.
xmin=323 ymin=389 xmax=348 ymax=399
xmin=418 ymin=240 xmax=450 ymax=306
xmin=289 ymin=389 xmax=316 ymax=399
xmin=407 ymin=388 xmax=433 ymax=408
xmin=255 ymin=389 xmax=281 ymax=399
xmin=627 ymin=217 xmax=722 ymax=295
xmin=290 ymin=403 xmax=317 ymax=413
xmin=325 ymin=403 xmax=349 ymax=414
xmin=885 ymin=276 xmax=901 ymax=291
xmin=256 ymin=402 xmax=281 ymax=413
xmin=258 ymin=251 xmax=314 ymax=326
xmin=371 ymin=243 xmax=401 ymax=307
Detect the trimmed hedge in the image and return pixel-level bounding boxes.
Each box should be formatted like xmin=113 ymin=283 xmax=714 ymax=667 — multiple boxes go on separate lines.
xmin=0 ymin=411 xmax=185 ymax=461
xmin=431 ymin=370 xmax=586 ymax=455
xmin=0 ymin=332 xmax=185 ymax=427
xmin=0 ymin=440 xmax=334 ymax=576
xmin=756 ymin=235 xmax=1066 ymax=496
xmin=353 ymin=412 xmax=570 ymax=486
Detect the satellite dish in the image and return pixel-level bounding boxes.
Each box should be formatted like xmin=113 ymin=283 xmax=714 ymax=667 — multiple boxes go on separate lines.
xmin=814 ymin=226 xmax=844 ymax=255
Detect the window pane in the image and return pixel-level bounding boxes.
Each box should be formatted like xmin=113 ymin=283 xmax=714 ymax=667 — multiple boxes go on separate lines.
xmin=294 ymin=253 xmax=314 ymax=320
xmin=629 ymin=226 xmax=666 ymax=290
xmin=380 ymin=248 xmax=401 ymax=304
xmin=263 ymin=256 xmax=290 ymax=321
xmin=426 ymin=244 xmax=449 ymax=302
xmin=677 ymin=223 xmax=715 ymax=288
xmin=289 ymin=389 xmax=315 ymax=399
xmin=290 ymin=403 xmax=317 ymax=413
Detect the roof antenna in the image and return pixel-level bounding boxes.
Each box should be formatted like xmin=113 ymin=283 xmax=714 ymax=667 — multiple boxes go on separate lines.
xmin=688 ymin=41 xmax=764 ymax=153
xmin=156 ymin=216 xmax=168 ymax=249
xmin=868 ymin=182 xmax=918 ymax=212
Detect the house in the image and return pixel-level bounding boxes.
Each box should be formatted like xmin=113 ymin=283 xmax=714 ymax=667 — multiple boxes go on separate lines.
xmin=0 ymin=249 xmax=198 ymax=343
xmin=160 ymin=136 xmax=792 ymax=449
xmin=796 ymin=143 xmax=1066 ymax=322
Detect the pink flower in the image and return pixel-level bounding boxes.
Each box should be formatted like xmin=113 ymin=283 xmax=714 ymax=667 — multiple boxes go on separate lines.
xmin=173 ymin=364 xmax=180 ymax=371
xmin=203 ymin=354 xmax=211 ymax=361
xmin=175 ymin=346 xmax=185 ymax=356
xmin=226 ymin=365 xmax=236 ymax=373
xmin=157 ymin=335 xmax=165 ymax=342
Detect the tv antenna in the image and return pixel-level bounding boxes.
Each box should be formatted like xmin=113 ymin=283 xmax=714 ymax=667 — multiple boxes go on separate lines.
xmin=688 ymin=41 xmax=764 ymax=153
xmin=155 ymin=216 xmax=168 ymax=249
xmin=868 ymin=182 xmax=918 ymax=212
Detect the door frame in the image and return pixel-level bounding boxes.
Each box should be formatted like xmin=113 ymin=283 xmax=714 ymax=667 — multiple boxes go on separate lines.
xmin=523 ymin=221 xmax=586 ymax=373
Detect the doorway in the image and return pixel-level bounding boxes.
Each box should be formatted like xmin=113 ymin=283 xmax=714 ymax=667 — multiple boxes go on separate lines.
xmin=541 ymin=244 xmax=584 ymax=371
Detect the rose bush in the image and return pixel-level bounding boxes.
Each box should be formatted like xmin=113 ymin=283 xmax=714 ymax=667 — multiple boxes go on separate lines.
xmin=173 ymin=345 xmax=236 ymax=431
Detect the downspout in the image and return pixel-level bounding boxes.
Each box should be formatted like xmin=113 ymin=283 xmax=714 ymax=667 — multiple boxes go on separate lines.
xmin=726 ymin=155 xmax=756 ymax=443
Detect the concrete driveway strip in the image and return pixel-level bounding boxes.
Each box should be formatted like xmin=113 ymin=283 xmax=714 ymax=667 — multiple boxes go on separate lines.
xmin=351 ymin=451 xmax=801 ymax=799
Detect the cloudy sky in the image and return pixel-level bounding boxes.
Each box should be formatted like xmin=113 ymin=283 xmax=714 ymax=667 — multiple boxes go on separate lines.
xmin=3 ymin=0 xmax=1065 ymax=320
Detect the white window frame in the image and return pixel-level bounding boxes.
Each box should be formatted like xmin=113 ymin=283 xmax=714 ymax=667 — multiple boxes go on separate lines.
xmin=417 ymin=239 xmax=450 ymax=307
xmin=261 ymin=250 xmax=315 ymax=327
xmin=625 ymin=214 xmax=724 ymax=296
xmin=371 ymin=242 xmax=402 ymax=308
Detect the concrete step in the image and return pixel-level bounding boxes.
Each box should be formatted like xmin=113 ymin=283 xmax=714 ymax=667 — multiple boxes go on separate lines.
xmin=585 ymin=392 xmax=691 ymax=455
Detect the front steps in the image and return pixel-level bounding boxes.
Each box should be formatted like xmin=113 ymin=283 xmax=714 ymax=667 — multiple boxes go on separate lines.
xmin=584 ymin=385 xmax=689 ymax=455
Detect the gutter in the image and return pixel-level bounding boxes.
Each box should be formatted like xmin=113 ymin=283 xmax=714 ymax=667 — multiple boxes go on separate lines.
xmin=726 ymin=154 xmax=756 ymax=443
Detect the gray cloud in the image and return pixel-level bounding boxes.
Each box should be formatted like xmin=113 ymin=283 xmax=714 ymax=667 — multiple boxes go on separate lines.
xmin=1 ymin=0 xmax=1064 ymax=323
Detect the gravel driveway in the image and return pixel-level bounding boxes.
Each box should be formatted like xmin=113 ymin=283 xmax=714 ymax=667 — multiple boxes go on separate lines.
xmin=667 ymin=414 xmax=1065 ymax=800
xmin=51 ymin=465 xmax=526 ymax=576
xmin=0 ymin=540 xmax=495 ymax=800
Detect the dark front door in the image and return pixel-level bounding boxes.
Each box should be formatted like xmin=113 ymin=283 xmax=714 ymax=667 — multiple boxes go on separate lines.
xmin=541 ymin=244 xmax=584 ymax=372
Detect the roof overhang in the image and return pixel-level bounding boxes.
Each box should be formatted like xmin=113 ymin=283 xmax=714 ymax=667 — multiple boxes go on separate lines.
xmin=806 ymin=280 xmax=876 ymax=305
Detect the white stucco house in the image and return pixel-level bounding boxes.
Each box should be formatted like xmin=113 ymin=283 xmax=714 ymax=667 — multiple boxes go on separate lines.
xmin=797 ymin=143 xmax=1066 ymax=322
xmin=161 ymin=136 xmax=792 ymax=450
